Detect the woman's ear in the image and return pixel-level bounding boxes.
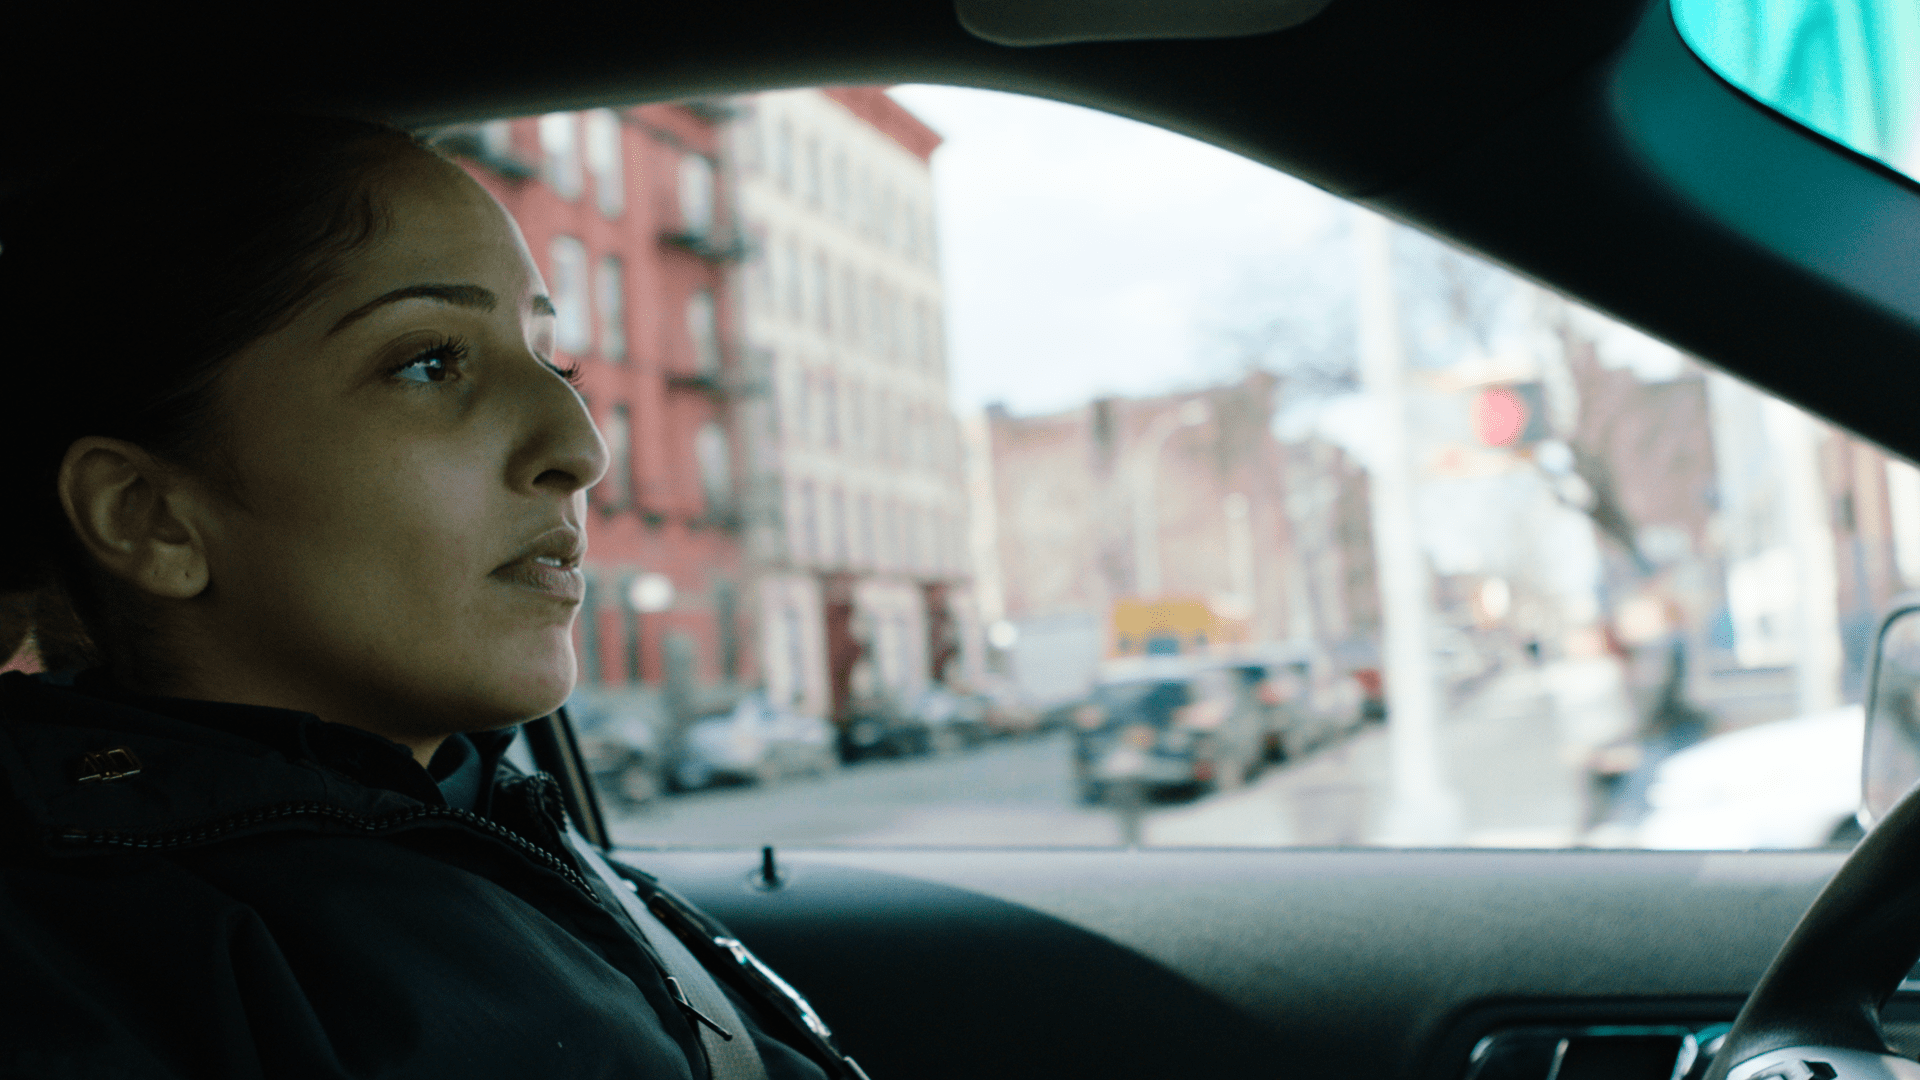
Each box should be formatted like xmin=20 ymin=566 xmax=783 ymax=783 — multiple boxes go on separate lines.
xmin=57 ymin=437 xmax=211 ymax=601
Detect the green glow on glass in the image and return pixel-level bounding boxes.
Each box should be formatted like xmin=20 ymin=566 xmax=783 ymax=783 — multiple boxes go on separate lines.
xmin=1671 ymin=0 xmax=1920 ymax=179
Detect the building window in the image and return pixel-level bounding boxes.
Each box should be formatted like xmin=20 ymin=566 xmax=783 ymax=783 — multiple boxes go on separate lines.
xmin=745 ymin=226 xmax=771 ymax=313
xmin=737 ymin=109 xmax=763 ymax=175
xmin=793 ymin=370 xmax=813 ymax=446
xmin=696 ymin=421 xmax=733 ymax=512
xmin=857 ymin=493 xmax=876 ymax=568
xmin=813 ymin=252 xmax=832 ymax=335
xmin=539 ymin=113 xmax=582 ymax=199
xmin=548 ymin=235 xmax=590 ymax=355
xmin=716 ymin=579 xmax=740 ymax=683
xmin=601 ymin=404 xmax=633 ymax=510
xmin=906 ymin=505 xmax=923 ymax=571
xmin=583 ymin=109 xmax=624 ymax=218
xmin=821 ymin=373 xmax=841 ymax=449
xmin=782 ymin=243 xmax=804 ymax=321
xmin=912 ymin=300 xmax=930 ymax=368
xmin=885 ymin=289 xmax=902 ymax=361
xmin=840 ymin=266 xmax=859 ymax=343
xmin=620 ymin=579 xmax=642 ymax=683
xmin=847 ymin=379 xmax=865 ymax=455
xmin=687 ymin=290 xmax=721 ymax=376
xmin=830 ymin=488 xmax=849 ymax=566
xmin=872 ymin=391 xmax=889 ymax=462
xmin=857 ymin=166 xmax=874 ymax=236
xmin=794 ymin=481 xmax=819 ymax=564
xmin=803 ymin=136 xmax=823 ymax=207
xmin=595 ymin=256 xmax=626 ymax=362
xmin=832 ymin=149 xmax=851 ymax=222
xmin=879 ymin=182 xmax=897 ymax=249
xmin=679 ymin=154 xmax=715 ymax=237
xmin=775 ymin=117 xmax=795 ymax=193
xmin=480 ymin=120 xmax=515 ymax=160
xmin=866 ymin=277 xmax=884 ymax=356
xmin=882 ymin=498 xmax=899 ymax=569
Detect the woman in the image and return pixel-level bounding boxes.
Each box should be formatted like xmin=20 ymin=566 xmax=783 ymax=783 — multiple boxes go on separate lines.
xmin=0 ymin=116 xmax=857 ymax=1079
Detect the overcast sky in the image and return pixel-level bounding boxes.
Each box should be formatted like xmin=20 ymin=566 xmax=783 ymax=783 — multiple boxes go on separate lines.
xmin=885 ymin=85 xmax=1348 ymax=418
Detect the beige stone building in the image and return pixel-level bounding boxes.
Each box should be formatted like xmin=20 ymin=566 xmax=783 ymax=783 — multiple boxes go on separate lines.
xmin=728 ymin=87 xmax=979 ymax=722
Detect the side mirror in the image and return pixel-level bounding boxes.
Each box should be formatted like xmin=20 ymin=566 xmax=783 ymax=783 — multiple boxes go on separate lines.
xmin=1864 ymin=602 xmax=1920 ymax=823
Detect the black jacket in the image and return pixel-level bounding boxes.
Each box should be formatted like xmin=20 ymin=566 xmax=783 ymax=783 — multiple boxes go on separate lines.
xmin=0 ymin=671 xmax=834 ymax=1080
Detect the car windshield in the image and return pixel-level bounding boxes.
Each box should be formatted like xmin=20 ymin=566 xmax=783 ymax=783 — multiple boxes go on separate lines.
xmin=9 ymin=79 xmax=1884 ymax=854
xmin=1092 ymin=681 xmax=1187 ymax=717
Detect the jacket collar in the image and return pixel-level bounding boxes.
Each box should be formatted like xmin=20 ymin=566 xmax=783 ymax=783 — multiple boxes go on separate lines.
xmin=0 ymin=671 xmax=520 ymax=853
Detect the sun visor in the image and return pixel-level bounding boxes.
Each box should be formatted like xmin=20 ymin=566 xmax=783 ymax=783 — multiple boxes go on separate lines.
xmin=954 ymin=0 xmax=1335 ymax=46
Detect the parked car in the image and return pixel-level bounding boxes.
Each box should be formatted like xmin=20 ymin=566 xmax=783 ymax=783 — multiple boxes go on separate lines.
xmin=837 ymin=694 xmax=932 ymax=763
xmin=915 ymin=683 xmax=993 ymax=752
xmin=1635 ymin=705 xmax=1865 ymax=850
xmin=1221 ymin=646 xmax=1376 ymax=765
xmin=565 ymin=689 xmax=667 ymax=811
xmin=1071 ymin=657 xmax=1268 ymax=805
xmin=672 ymin=691 xmax=837 ymax=792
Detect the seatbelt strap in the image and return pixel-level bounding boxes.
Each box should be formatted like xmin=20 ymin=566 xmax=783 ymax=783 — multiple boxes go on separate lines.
xmin=570 ymin=834 xmax=771 ymax=1080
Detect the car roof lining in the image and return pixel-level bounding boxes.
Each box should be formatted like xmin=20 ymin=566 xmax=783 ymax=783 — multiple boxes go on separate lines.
xmin=12 ymin=0 xmax=1918 ymax=459
xmin=951 ymin=0 xmax=1338 ymax=47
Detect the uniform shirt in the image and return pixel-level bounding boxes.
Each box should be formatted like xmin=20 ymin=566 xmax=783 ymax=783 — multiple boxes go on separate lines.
xmin=0 ymin=671 xmax=834 ymax=1080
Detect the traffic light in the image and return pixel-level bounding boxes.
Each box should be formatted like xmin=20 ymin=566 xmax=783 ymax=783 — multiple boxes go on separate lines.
xmin=1473 ymin=382 xmax=1549 ymax=447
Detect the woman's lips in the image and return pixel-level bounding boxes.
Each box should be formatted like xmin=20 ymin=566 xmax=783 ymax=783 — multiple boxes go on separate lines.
xmin=491 ymin=555 xmax=585 ymax=603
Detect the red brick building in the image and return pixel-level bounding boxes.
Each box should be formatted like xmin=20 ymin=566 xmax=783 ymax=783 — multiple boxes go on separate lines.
xmin=449 ymin=103 xmax=752 ymax=700
xmin=982 ymin=372 xmax=1345 ymax=656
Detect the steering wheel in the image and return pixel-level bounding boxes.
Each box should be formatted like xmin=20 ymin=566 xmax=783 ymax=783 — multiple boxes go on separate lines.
xmin=1705 ymin=782 xmax=1920 ymax=1080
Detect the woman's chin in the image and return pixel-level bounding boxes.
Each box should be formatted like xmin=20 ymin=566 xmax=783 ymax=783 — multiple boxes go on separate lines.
xmin=474 ymin=651 xmax=578 ymax=726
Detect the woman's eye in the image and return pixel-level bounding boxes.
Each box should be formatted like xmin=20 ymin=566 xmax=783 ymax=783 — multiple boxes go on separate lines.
xmin=392 ymin=342 xmax=466 ymax=384
xmin=395 ymin=357 xmax=447 ymax=383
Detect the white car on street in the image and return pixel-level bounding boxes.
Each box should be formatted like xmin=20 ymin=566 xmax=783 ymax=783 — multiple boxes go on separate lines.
xmin=1637 ymin=705 xmax=1864 ymax=850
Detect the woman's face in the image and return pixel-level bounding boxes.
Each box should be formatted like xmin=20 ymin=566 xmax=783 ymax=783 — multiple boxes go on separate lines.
xmin=177 ymin=151 xmax=607 ymax=753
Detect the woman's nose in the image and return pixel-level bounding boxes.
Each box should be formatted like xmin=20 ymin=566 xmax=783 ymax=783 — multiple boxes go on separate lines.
xmin=510 ymin=358 xmax=609 ymax=498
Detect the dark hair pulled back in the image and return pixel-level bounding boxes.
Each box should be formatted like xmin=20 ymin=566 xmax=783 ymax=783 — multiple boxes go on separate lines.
xmin=0 ymin=115 xmax=433 ymax=671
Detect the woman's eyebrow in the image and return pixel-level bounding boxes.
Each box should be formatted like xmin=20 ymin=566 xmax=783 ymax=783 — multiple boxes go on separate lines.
xmin=328 ymin=283 xmax=498 ymax=335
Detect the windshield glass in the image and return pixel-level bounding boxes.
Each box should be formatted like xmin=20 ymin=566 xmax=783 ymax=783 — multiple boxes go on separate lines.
xmin=1672 ymin=0 xmax=1920 ymax=179
xmin=9 ymin=86 xmax=1887 ymax=852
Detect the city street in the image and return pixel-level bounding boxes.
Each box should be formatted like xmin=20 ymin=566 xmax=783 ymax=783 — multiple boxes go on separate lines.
xmin=608 ymin=658 xmax=1636 ymax=849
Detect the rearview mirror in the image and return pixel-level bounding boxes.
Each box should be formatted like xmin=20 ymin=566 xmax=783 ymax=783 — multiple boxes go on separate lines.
xmin=1864 ymin=602 xmax=1920 ymax=822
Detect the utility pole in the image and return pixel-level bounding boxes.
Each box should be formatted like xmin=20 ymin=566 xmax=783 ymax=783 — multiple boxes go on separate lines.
xmin=1354 ymin=211 xmax=1465 ymax=845
xmin=1763 ymin=398 xmax=1844 ymax=714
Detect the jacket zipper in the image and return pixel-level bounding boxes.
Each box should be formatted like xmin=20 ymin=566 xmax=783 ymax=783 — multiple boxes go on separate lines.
xmin=55 ymin=802 xmax=600 ymax=900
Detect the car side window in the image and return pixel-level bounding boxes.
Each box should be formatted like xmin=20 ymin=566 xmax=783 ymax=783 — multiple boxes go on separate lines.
xmin=426 ymin=84 xmax=1900 ymax=853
